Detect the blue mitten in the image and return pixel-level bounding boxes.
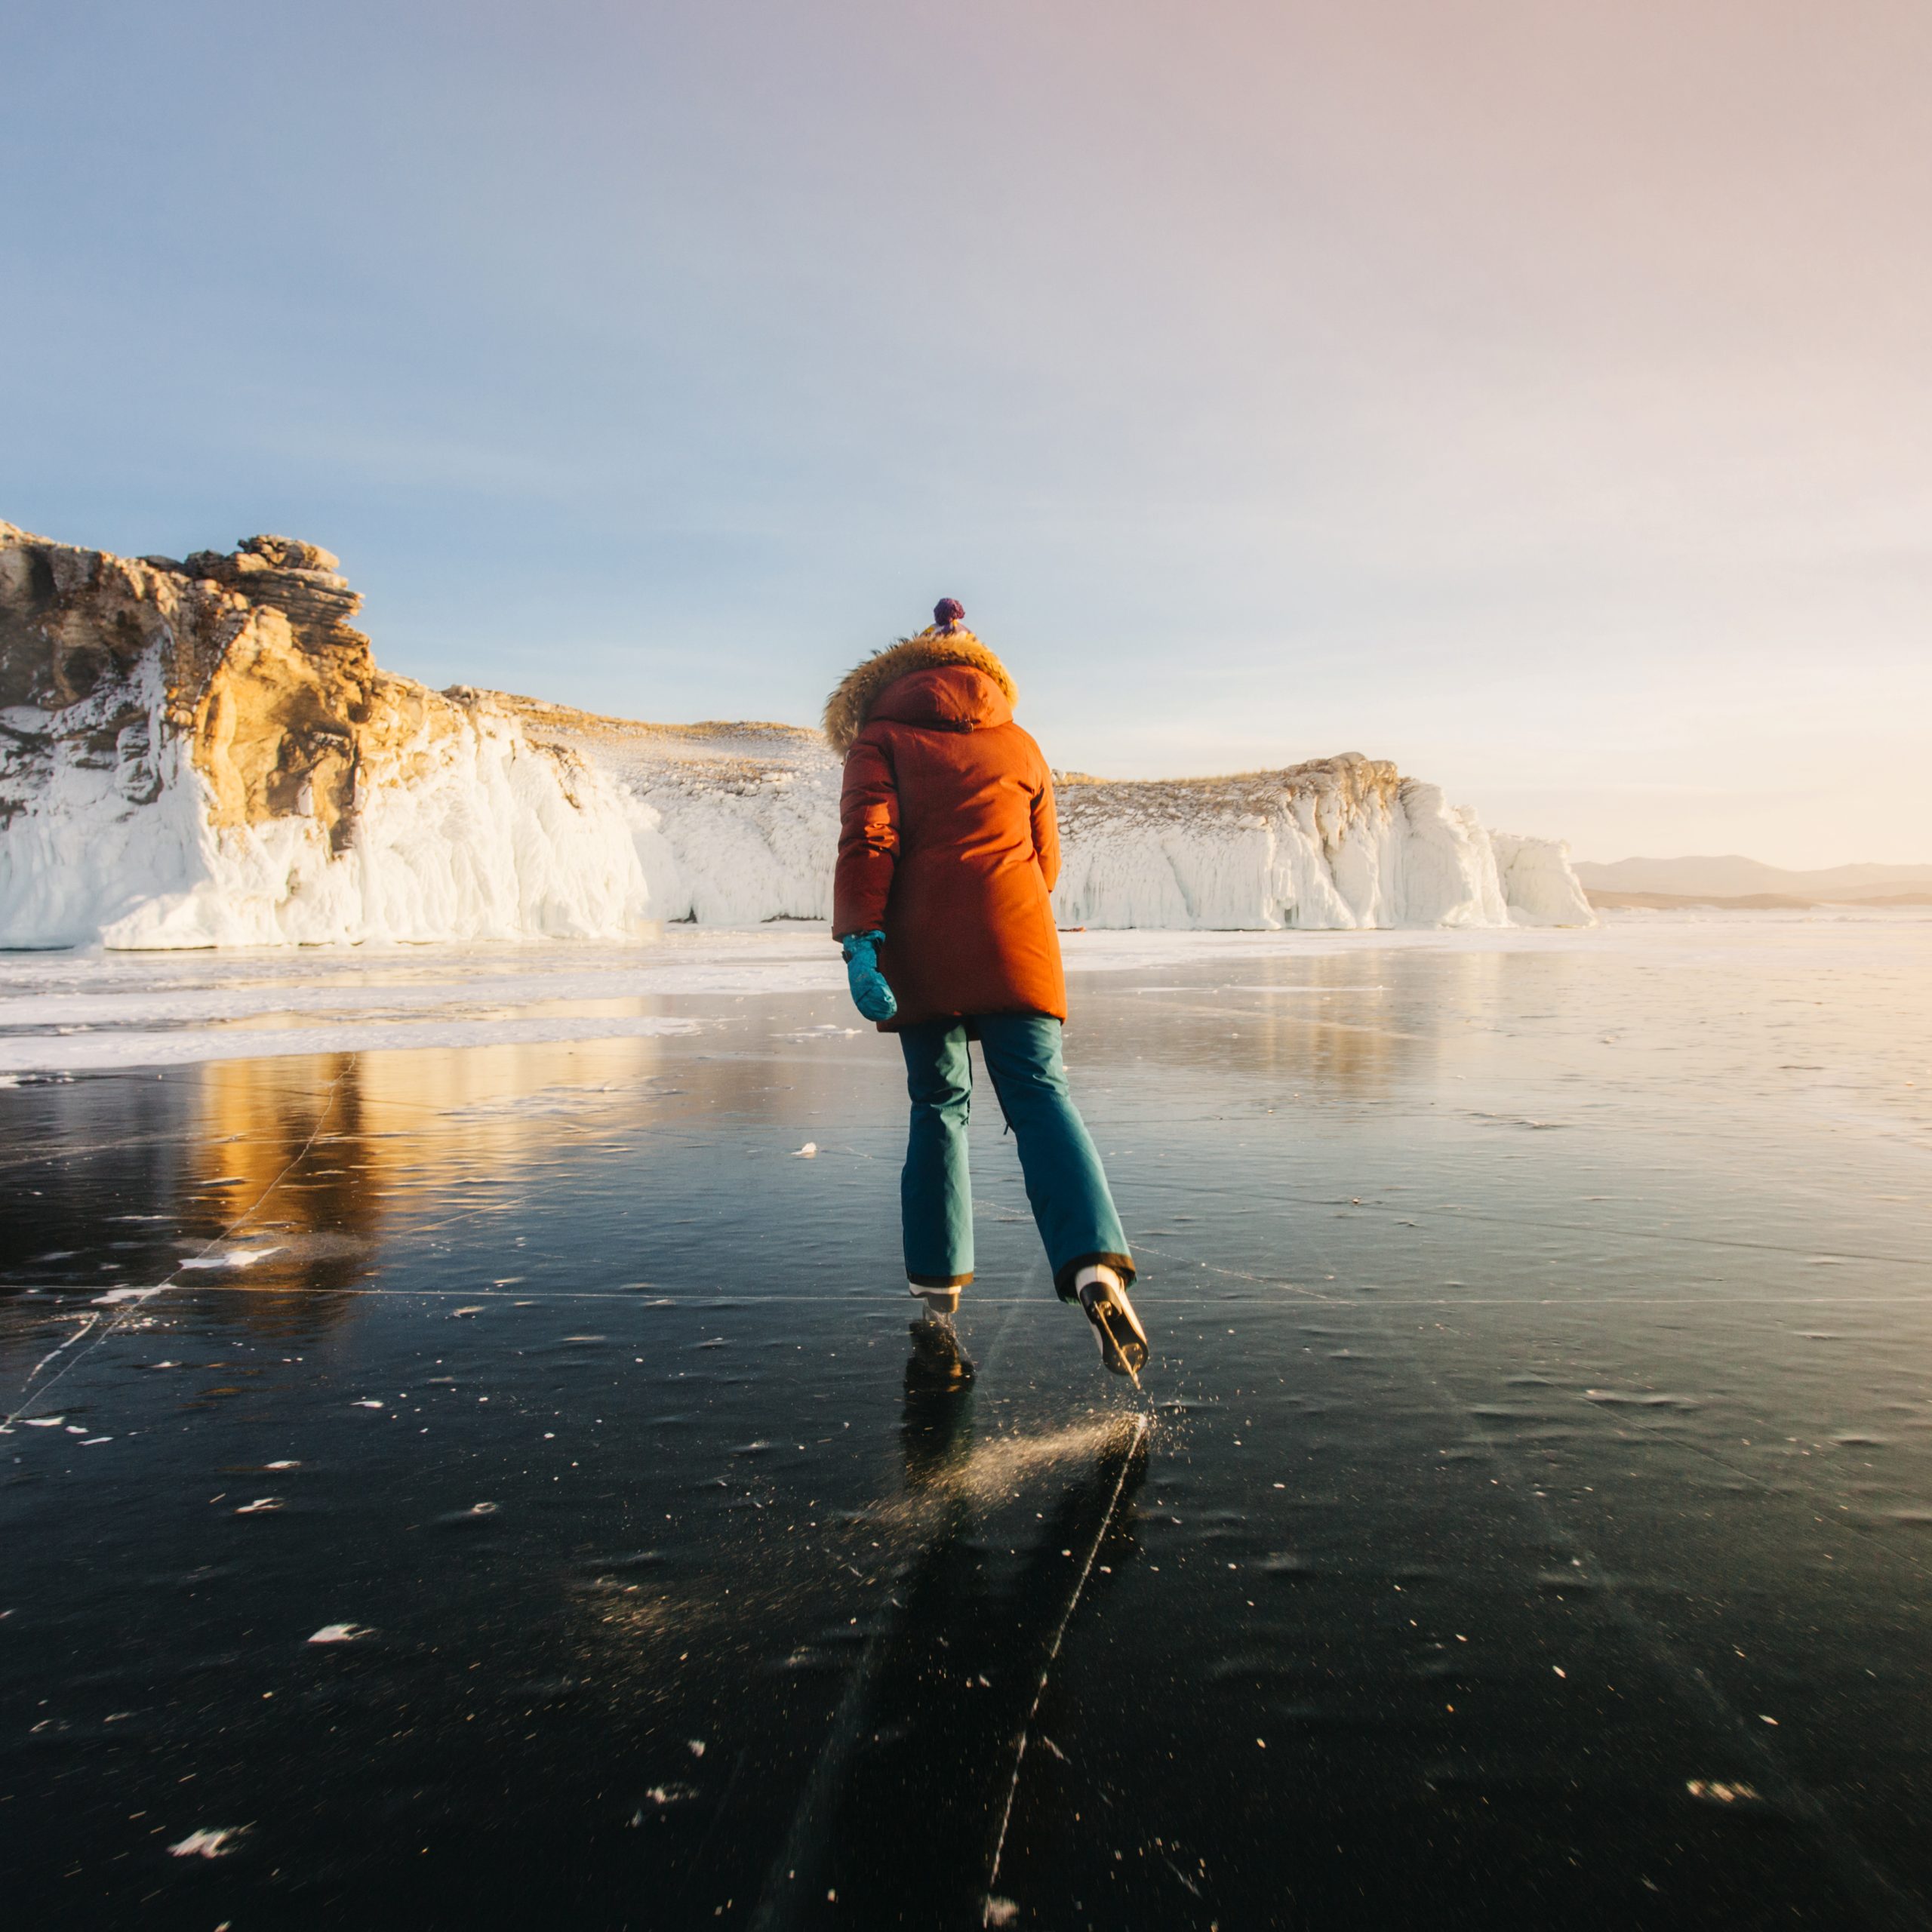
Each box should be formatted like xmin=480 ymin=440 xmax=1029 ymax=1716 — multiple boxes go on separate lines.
xmin=841 ymin=931 xmax=898 ymax=1023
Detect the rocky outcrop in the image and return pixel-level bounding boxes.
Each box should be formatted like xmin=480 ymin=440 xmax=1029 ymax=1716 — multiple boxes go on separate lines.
xmin=0 ymin=522 xmax=644 ymax=946
xmin=2 ymin=525 xmax=378 ymax=852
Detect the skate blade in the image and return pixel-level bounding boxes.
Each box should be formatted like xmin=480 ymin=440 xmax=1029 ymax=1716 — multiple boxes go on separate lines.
xmin=1094 ymin=1306 xmax=1146 ymax=1388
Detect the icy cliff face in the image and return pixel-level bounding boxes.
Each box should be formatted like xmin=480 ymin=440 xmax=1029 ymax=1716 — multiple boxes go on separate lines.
xmin=1049 ymin=765 xmax=1592 ymax=929
xmin=0 ymin=520 xmax=1591 ymax=948
xmin=1489 ymin=829 xmax=1596 ymax=928
xmin=514 ymin=705 xmax=1591 ymax=934
xmin=0 ymin=525 xmax=648 ymax=947
xmin=497 ymin=697 xmax=838 ymax=928
xmin=1051 ymin=760 xmax=1514 ymax=930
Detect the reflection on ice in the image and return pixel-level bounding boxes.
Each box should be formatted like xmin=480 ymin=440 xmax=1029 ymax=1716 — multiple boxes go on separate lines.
xmin=5 ymin=923 xmax=1932 ymax=1927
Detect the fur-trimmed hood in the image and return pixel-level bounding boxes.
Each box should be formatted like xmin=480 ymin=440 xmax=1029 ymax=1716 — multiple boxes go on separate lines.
xmin=822 ymin=626 xmax=1017 ymax=754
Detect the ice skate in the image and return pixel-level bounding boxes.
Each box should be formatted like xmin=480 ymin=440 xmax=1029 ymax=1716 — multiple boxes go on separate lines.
xmin=906 ymin=1311 xmax=975 ymax=1389
xmin=908 ymin=1283 xmax=961 ymax=1318
xmin=1075 ymin=1266 xmax=1149 ymax=1381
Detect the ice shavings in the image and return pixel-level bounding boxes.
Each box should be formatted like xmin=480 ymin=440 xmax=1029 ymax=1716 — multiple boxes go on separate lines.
xmin=168 ymin=1826 xmax=250 ymax=1859
xmin=180 ymin=1247 xmax=283 ymax=1270
xmin=308 ymin=1623 xmax=373 ymax=1644
xmin=631 ymin=1783 xmax=699 ymax=1816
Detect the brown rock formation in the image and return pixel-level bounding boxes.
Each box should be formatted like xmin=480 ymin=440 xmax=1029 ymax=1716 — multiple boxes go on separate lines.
xmin=0 ymin=521 xmax=460 ymax=854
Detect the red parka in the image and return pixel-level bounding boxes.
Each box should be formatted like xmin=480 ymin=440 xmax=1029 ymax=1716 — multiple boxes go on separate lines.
xmin=827 ymin=629 xmax=1065 ymax=1032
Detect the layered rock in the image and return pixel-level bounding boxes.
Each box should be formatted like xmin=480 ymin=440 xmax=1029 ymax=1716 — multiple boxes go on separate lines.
xmin=0 ymin=528 xmax=376 ymax=854
xmin=0 ymin=518 xmax=1592 ymax=948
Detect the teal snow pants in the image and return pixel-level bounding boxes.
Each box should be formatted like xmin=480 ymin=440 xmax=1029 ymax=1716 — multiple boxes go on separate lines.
xmin=897 ymin=1013 xmax=1134 ymax=1298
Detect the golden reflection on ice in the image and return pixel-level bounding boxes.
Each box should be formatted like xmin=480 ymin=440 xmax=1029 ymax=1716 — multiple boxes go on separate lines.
xmin=168 ymin=1033 xmax=669 ymax=1333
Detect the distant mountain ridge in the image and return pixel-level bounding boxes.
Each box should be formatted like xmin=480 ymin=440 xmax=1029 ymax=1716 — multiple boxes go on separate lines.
xmin=1574 ymin=856 xmax=1932 ymax=900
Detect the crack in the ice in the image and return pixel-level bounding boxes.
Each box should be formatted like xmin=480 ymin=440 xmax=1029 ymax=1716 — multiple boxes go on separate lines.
xmin=2 ymin=1078 xmax=343 ymax=1429
xmin=981 ymin=1407 xmax=1152 ymax=1924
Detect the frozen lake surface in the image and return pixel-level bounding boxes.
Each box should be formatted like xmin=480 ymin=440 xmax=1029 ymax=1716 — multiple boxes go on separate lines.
xmin=5 ymin=919 xmax=1931 ymax=1930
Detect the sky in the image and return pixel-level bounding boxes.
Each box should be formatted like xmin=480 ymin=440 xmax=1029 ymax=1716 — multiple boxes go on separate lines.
xmin=5 ymin=0 xmax=1930 ymax=866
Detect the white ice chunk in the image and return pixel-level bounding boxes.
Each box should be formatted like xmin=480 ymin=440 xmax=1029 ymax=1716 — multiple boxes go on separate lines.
xmin=168 ymin=1826 xmax=249 ymax=1859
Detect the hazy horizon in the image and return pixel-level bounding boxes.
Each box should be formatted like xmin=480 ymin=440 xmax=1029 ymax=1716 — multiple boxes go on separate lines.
xmin=1571 ymin=854 xmax=1932 ymax=881
xmin=7 ymin=0 xmax=1930 ymax=868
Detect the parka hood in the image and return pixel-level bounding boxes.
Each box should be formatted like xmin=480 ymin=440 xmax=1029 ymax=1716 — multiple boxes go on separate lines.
xmin=868 ymin=663 xmax=1012 ymax=735
xmin=822 ymin=626 xmax=1017 ymax=753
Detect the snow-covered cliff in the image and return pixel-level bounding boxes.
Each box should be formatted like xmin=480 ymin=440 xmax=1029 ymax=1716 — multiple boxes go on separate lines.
xmin=1048 ymin=761 xmax=1589 ymax=930
xmin=0 ymin=525 xmax=644 ymax=947
xmin=0 ymin=521 xmax=1591 ymax=948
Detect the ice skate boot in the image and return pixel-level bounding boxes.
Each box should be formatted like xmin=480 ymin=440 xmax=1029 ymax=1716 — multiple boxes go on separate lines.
xmin=1074 ymin=1266 xmax=1149 ymax=1381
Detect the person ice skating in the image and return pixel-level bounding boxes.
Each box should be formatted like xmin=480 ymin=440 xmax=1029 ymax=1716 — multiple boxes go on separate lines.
xmin=826 ymin=598 xmax=1149 ymax=1380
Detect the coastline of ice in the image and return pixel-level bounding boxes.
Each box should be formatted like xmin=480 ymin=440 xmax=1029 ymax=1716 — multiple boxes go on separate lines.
xmin=2 ymin=913 xmax=1923 ymax=1075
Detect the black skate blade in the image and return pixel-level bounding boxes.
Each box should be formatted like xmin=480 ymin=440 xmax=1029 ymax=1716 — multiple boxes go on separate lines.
xmin=1091 ymin=1305 xmax=1147 ymax=1386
